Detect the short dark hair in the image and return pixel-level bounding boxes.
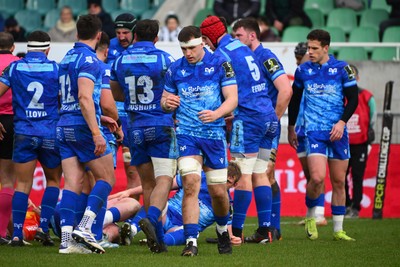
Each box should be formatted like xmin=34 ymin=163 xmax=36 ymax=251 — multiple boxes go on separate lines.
xmin=96 ymin=31 xmax=109 ymax=51
xmin=135 ymin=19 xmax=159 ymax=42
xmin=0 ymin=32 xmax=14 ymax=50
xmin=77 ymin=14 xmax=102 ymax=40
xmin=307 ymin=29 xmax=331 ymax=47
xmin=27 ymin=31 xmax=51 ymax=43
xmin=178 ymin=26 xmax=201 ymax=43
xmin=232 ymin=17 xmax=260 ymax=40
xmin=165 ymin=14 xmax=179 ymax=25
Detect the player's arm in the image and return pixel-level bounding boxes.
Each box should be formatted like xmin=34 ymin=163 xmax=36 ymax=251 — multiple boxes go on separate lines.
xmin=198 ymin=84 xmax=238 ymax=123
xmin=330 ymin=84 xmax=358 ymax=141
xmin=110 ymin=80 xmax=125 ymax=102
xmin=288 ymin=83 xmax=304 ymax=149
xmin=273 ymin=74 xmax=292 ymax=120
xmin=78 ymin=77 xmax=106 ymax=156
xmin=0 ymin=80 xmax=10 ymax=97
xmin=100 ymin=89 xmax=118 ymax=120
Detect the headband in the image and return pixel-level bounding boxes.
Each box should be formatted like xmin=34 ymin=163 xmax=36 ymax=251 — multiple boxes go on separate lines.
xmin=27 ymin=41 xmax=50 ymax=50
xmin=179 ymin=37 xmax=202 ymax=48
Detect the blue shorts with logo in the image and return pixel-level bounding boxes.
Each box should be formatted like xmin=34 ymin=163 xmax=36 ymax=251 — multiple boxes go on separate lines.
xmin=231 ymin=113 xmax=278 ymax=154
xmin=177 ymin=134 xmax=227 ymax=169
xmin=306 ymin=130 xmax=350 ymax=160
xmin=296 ymin=134 xmax=307 ymax=157
xmin=120 ymin=115 xmax=130 ymax=147
xmin=13 ymin=134 xmax=60 ymax=168
xmin=56 ymin=125 xmax=111 ymax=163
xmin=128 ymin=126 xmax=178 ymax=166
xmin=261 ymin=121 xmax=281 ymax=151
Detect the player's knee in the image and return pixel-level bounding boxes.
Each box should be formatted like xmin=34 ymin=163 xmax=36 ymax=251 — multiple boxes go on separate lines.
xmin=178 ymin=157 xmax=202 ymax=177
xmin=152 ymin=157 xmax=177 ymax=178
xmin=123 ymin=151 xmax=131 ymax=163
xmin=231 ymin=157 xmax=257 ymax=175
xmin=205 ymin=169 xmax=227 ymax=185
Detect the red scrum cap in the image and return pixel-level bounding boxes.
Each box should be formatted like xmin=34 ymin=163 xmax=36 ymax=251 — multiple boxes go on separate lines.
xmin=200 ymin=16 xmax=226 ymax=47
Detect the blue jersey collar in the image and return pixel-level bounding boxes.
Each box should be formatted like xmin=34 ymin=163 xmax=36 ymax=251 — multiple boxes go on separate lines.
xmin=218 ymin=34 xmax=232 ymax=47
xmin=74 ymin=42 xmax=96 ymax=53
xmin=131 ymin=41 xmax=155 ymax=49
xmin=25 ymin=51 xmax=47 ymax=59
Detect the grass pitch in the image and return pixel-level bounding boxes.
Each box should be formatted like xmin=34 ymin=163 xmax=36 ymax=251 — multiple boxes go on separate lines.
xmin=0 ymin=217 xmax=399 ymax=267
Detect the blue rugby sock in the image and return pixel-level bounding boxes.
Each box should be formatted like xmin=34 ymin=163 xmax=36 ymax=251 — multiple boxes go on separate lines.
xmin=131 ymin=206 xmax=146 ymax=232
xmin=91 ymin=202 xmax=106 ymax=241
xmin=164 ymin=229 xmax=185 ymax=246
xmin=75 ymin=192 xmax=88 ymax=224
xmin=108 ymin=207 xmax=121 ymax=222
xmin=11 ymin=191 xmax=29 ymax=239
xmin=254 ymin=186 xmax=272 ymax=230
xmin=317 ymin=193 xmax=325 ymax=207
xmin=232 ymin=190 xmax=252 ymax=237
xmin=60 ymin=190 xmax=79 ymax=228
xmin=147 ymin=206 xmax=161 ymax=225
xmin=39 ymin=186 xmax=59 ymax=233
xmin=271 ymin=183 xmax=281 ymax=232
xmin=183 ymin=224 xmax=199 ymax=240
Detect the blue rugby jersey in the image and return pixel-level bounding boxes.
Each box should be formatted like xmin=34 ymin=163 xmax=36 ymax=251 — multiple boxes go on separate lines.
xmin=0 ymin=51 xmax=59 ymax=136
xmin=214 ymin=35 xmax=275 ymax=117
xmin=164 ymin=48 xmax=237 ymax=140
xmin=254 ymin=44 xmax=286 ymax=108
xmin=169 ymin=173 xmax=214 ymax=232
xmin=107 ymin=37 xmax=129 ymax=66
xmin=111 ymin=41 xmax=175 ymax=128
xmin=293 ymin=55 xmax=357 ymax=132
xmin=57 ymin=42 xmax=102 ymax=126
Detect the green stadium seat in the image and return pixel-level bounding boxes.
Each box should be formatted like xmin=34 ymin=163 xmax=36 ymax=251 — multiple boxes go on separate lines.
xmin=121 ymin=0 xmax=150 ymax=18
xmin=111 ymin=10 xmax=131 ymax=21
xmin=14 ymin=10 xmax=42 ymax=33
xmin=259 ymin=0 xmax=266 ymax=15
xmin=337 ymin=47 xmax=368 ymax=61
xmin=58 ymin=0 xmax=87 ymax=16
xmin=206 ymin=0 xmax=215 ymax=10
xmin=152 ymin=0 xmax=165 ymax=8
xmin=102 ymin=0 xmax=120 ymax=13
xmin=0 ymin=9 xmax=11 ymax=20
xmin=0 ymin=0 xmax=24 ymax=16
xmin=193 ymin=8 xmax=215 ymax=26
xmin=359 ymin=9 xmax=389 ymax=30
xmin=371 ymin=0 xmax=392 ymax=13
xmin=349 ymin=26 xmax=379 ymax=52
xmin=26 ymin=0 xmax=56 ymax=16
xmin=305 ymin=8 xmax=325 ymax=28
xmin=141 ymin=8 xmax=157 ymax=19
xmin=326 ymin=8 xmax=358 ymax=34
xmin=382 ymin=26 xmax=400 ymax=42
xmin=305 ymin=0 xmax=334 ymax=16
xmin=44 ymin=8 xmax=61 ymax=29
xmin=282 ymin=26 xmax=311 ymax=42
xmin=371 ymin=47 xmax=398 ymax=61
xmin=321 ymin=26 xmax=346 ymax=53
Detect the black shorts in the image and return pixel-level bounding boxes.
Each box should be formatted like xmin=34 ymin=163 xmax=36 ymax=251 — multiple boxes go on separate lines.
xmin=0 ymin=115 xmax=14 ymax=159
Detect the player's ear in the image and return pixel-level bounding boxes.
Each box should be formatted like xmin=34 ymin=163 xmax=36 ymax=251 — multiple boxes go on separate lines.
xmin=10 ymin=44 xmax=15 ymax=53
xmin=45 ymin=47 xmax=51 ymax=56
xmin=154 ymin=35 xmax=159 ymax=44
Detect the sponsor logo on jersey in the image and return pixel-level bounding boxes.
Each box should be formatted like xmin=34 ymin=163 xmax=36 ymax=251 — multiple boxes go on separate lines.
xmin=328 ymin=68 xmax=337 ymax=75
xmin=180 ymin=145 xmax=187 ymax=152
xmin=85 ymin=56 xmax=94 ymax=63
xmin=311 ymin=144 xmax=318 ymax=149
xmin=263 ymin=58 xmax=280 ymax=74
xmin=204 ymin=67 xmax=214 ymax=75
xmin=104 ymin=69 xmax=111 ymax=77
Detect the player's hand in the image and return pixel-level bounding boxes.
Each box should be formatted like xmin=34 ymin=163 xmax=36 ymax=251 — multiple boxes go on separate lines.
xmin=28 ymin=199 xmax=41 ymax=215
xmin=114 ymin=127 xmax=124 ymax=143
xmin=287 ymin=126 xmax=298 ymax=149
xmin=198 ymin=110 xmax=218 ymax=123
xmin=101 ymin=115 xmax=118 ymax=133
xmin=164 ymin=95 xmax=180 ymax=111
xmin=330 ymin=120 xmax=346 ymax=142
xmin=0 ymin=122 xmax=5 ymax=140
xmin=93 ymin=134 xmax=106 ymax=156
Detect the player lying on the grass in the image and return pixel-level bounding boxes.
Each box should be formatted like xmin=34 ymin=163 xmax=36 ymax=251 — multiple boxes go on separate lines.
xmin=106 ymin=161 xmax=242 ymax=247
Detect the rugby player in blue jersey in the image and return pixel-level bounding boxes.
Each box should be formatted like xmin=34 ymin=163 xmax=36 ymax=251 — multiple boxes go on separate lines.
xmin=291 ymin=42 xmax=328 ymax=227
xmin=0 ymin=31 xmax=62 ymax=247
xmin=110 ymin=19 xmax=178 ymax=254
xmin=232 ymin=18 xmax=292 ymax=242
xmin=201 ymin=16 xmax=278 ymax=244
xmin=288 ymin=29 xmax=358 ymax=241
xmin=57 ymin=15 xmax=116 ymax=254
xmin=108 ymin=13 xmax=141 ymax=195
xmin=162 ymin=25 xmax=238 ymax=256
